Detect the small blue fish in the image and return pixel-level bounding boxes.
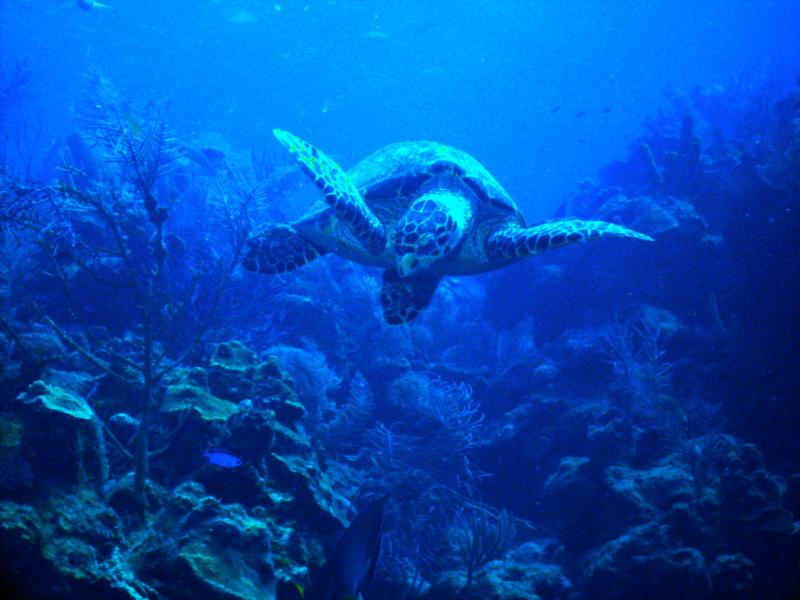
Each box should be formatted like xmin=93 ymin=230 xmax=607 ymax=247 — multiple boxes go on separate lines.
xmin=203 ymin=448 xmax=242 ymax=468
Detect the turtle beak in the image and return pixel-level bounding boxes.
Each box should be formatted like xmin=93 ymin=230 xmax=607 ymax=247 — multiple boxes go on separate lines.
xmin=397 ymin=249 xmax=438 ymax=277
xmin=397 ymin=253 xmax=420 ymax=278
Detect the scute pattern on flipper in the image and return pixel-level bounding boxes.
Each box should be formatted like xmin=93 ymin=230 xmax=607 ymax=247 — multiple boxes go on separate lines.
xmin=380 ymin=270 xmax=441 ymax=325
xmin=486 ymin=219 xmax=654 ymax=260
xmin=273 ymin=129 xmax=386 ymax=255
xmin=242 ymin=224 xmax=327 ymax=275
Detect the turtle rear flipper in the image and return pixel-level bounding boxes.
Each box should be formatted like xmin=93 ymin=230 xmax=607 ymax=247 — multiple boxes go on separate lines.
xmin=486 ymin=219 xmax=653 ymax=260
xmin=380 ymin=269 xmax=441 ymax=325
xmin=273 ymin=129 xmax=386 ymax=255
xmin=243 ymin=224 xmax=327 ymax=275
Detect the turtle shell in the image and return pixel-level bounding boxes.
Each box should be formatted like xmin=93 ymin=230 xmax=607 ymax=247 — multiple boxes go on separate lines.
xmin=348 ymin=141 xmax=518 ymax=215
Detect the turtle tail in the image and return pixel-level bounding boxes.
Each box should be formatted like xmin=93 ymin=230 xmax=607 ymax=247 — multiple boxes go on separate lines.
xmin=380 ymin=269 xmax=441 ymax=325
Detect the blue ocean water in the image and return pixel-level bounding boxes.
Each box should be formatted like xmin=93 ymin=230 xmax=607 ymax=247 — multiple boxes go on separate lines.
xmin=1 ymin=1 xmax=799 ymax=598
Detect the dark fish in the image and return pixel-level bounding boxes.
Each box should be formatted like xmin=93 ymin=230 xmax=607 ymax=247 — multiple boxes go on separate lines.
xmin=574 ymin=110 xmax=587 ymax=118
xmin=602 ymin=107 xmax=612 ymax=113
xmin=203 ymin=448 xmax=242 ymax=468
xmin=302 ymin=494 xmax=389 ymax=600
xmin=549 ymin=105 xmax=561 ymax=114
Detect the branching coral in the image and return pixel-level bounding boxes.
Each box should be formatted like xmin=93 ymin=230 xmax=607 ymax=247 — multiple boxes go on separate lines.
xmin=366 ymin=422 xmax=421 ymax=472
xmin=362 ymin=375 xmax=490 ymax=592
xmin=604 ymin=313 xmax=673 ymax=405
xmin=451 ymin=506 xmax=517 ymax=588
xmin=427 ymin=377 xmax=484 ymax=454
xmin=602 ymin=312 xmax=694 ymax=448
xmin=1 ymin=73 xmax=258 ymax=505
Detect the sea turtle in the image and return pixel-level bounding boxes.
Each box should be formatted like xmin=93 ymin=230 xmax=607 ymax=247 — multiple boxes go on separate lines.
xmin=243 ymin=130 xmax=653 ymax=325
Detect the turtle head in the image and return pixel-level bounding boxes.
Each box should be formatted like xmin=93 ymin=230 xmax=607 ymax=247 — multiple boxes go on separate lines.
xmin=295 ymin=205 xmax=376 ymax=261
xmin=393 ymin=189 xmax=471 ymax=277
xmin=294 ymin=206 xmax=338 ymax=246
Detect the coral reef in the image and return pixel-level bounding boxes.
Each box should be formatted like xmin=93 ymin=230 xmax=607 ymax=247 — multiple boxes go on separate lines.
xmin=0 ymin=490 xmax=151 ymax=599
xmin=1 ymin=74 xmax=799 ymax=599
xmin=0 ymin=340 xmax=352 ymax=598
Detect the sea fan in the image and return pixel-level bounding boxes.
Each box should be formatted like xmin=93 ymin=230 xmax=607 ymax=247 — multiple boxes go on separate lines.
xmin=267 ymin=340 xmax=341 ymax=421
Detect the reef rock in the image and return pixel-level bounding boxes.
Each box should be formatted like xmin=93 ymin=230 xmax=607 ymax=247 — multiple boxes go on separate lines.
xmin=14 ymin=380 xmax=107 ymax=488
xmin=16 ymin=379 xmax=93 ymax=421
xmin=581 ymin=524 xmax=710 ymax=599
xmin=425 ymin=540 xmax=572 ymax=600
xmin=162 ymin=367 xmax=238 ymax=422
xmin=596 ymin=193 xmax=710 ymax=240
xmin=133 ymin=481 xmax=276 ymax=600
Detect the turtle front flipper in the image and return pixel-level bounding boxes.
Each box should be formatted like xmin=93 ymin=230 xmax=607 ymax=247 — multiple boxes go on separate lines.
xmin=380 ymin=269 xmax=442 ymax=325
xmin=273 ymin=129 xmax=386 ymax=255
xmin=394 ymin=190 xmax=472 ymax=277
xmin=486 ymin=219 xmax=653 ymax=260
xmin=243 ymin=224 xmax=328 ymax=274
